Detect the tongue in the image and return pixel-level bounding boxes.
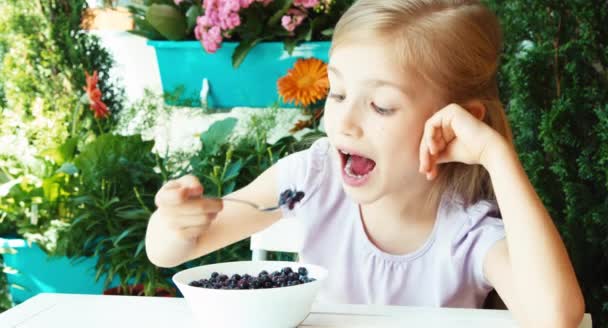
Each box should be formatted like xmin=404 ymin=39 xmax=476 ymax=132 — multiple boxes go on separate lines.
xmin=350 ymin=155 xmax=376 ymax=176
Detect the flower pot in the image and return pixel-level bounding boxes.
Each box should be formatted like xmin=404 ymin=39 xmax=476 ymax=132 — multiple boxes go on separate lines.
xmin=82 ymin=7 xmax=134 ymax=31
xmin=103 ymin=284 xmax=176 ymax=297
xmin=0 ymin=237 xmax=119 ymax=304
xmin=147 ymin=40 xmax=331 ymax=108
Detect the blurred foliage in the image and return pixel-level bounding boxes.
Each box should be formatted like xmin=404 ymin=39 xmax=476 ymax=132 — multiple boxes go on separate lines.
xmin=0 ymin=0 xmax=124 ymax=310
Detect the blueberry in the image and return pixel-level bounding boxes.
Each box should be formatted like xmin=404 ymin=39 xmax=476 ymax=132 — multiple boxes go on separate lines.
xmin=218 ymin=274 xmax=228 ymax=281
xmin=211 ymin=272 xmax=219 ymax=279
xmin=281 ymin=267 xmax=293 ymax=274
xmin=279 ymin=189 xmax=294 ymax=205
xmin=264 ymin=281 xmax=272 ymax=288
xmin=231 ymin=274 xmax=241 ymax=281
xmin=288 ymin=272 xmax=298 ymax=281
xmin=298 ymin=267 xmax=308 ymax=276
xmin=259 ymin=270 xmax=268 ymax=276
xmin=294 ymin=191 xmax=305 ymax=202
xmin=189 ymin=280 xmax=202 ymax=287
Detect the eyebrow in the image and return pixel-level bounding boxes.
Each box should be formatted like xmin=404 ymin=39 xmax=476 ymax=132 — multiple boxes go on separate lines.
xmin=328 ymin=65 xmax=413 ymax=97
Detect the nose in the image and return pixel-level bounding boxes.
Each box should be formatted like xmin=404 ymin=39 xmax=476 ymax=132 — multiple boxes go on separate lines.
xmin=338 ymin=102 xmax=363 ymax=138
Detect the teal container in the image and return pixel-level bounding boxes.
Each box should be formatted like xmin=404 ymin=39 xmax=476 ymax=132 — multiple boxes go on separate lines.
xmin=148 ymin=40 xmax=331 ymax=108
xmin=1 ymin=237 xmax=114 ymax=303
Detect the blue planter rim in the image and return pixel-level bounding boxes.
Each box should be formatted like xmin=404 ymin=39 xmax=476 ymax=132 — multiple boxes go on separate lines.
xmin=146 ymin=40 xmax=332 ymax=50
xmin=0 ymin=237 xmax=26 ymax=248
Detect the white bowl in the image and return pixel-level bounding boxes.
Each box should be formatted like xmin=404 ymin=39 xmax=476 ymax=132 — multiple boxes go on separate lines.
xmin=173 ymin=260 xmax=328 ymax=328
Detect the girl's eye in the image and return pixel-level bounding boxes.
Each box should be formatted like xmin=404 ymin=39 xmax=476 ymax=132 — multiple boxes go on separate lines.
xmin=328 ymin=93 xmax=345 ymax=102
xmin=371 ymin=102 xmax=394 ymax=115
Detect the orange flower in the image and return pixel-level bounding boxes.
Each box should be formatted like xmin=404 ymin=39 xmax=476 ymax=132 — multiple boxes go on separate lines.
xmin=84 ymin=71 xmax=109 ymax=119
xmin=278 ymin=58 xmax=329 ymax=107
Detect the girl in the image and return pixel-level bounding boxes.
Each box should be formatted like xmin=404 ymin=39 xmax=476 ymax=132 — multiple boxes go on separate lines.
xmin=145 ymin=0 xmax=584 ymax=326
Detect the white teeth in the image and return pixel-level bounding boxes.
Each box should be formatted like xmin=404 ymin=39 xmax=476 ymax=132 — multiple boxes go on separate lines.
xmin=344 ymin=156 xmax=366 ymax=179
xmin=340 ymin=149 xmax=350 ymax=155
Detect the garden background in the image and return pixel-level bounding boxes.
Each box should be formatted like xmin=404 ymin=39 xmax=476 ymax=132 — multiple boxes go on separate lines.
xmin=0 ymin=0 xmax=606 ymax=326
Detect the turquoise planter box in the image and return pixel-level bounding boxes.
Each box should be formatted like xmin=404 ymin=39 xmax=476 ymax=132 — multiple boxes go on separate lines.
xmin=148 ymin=40 xmax=331 ymax=108
xmin=1 ymin=237 xmax=116 ymax=304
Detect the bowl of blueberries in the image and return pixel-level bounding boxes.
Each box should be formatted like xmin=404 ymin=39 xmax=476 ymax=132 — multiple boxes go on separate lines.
xmin=173 ymin=261 xmax=328 ymax=328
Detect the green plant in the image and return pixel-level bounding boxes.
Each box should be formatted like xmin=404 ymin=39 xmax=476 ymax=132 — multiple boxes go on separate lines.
xmin=0 ymin=0 xmax=124 ymax=244
xmin=55 ymin=134 xmax=169 ymax=295
xmin=483 ymin=0 xmax=608 ymax=324
xmin=128 ymin=0 xmax=355 ymax=67
xmin=0 ymin=251 xmax=13 ymax=313
xmin=0 ymin=0 xmax=125 ymax=307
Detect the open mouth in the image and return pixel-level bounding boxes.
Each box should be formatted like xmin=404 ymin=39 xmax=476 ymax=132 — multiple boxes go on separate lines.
xmin=338 ymin=148 xmax=377 ymax=180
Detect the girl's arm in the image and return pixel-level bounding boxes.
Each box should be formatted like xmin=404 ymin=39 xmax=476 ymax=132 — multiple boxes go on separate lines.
xmin=145 ymin=165 xmax=282 ymax=267
xmin=481 ymin=136 xmax=584 ymax=327
xmin=419 ymin=103 xmax=584 ymax=327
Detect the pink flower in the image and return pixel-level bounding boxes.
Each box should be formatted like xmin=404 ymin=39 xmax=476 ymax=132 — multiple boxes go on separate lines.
xmin=174 ymin=0 xmax=184 ymax=4
xmin=281 ymin=8 xmax=307 ymax=32
xmin=293 ymin=0 xmax=318 ymax=8
xmin=195 ymin=0 xmax=273 ymax=53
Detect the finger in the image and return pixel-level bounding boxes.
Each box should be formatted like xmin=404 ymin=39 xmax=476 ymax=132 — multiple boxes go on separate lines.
xmin=435 ymin=141 xmax=458 ymax=165
xmin=177 ymin=225 xmax=207 ymax=241
xmin=427 ymin=163 xmax=439 ymax=180
xmin=419 ymin=118 xmax=436 ymax=173
xmin=176 ymin=175 xmax=204 ymax=197
xmin=160 ymin=179 xmax=181 ymax=191
xmin=162 ymin=197 xmax=223 ymax=216
xmin=164 ymin=213 xmax=214 ymax=229
xmin=419 ymin=136 xmax=430 ymax=173
xmin=155 ymin=185 xmax=189 ymax=207
xmin=429 ymin=126 xmax=447 ymax=155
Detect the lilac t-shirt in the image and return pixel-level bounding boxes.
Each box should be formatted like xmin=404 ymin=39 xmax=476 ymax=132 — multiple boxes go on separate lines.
xmin=276 ymin=137 xmax=505 ymax=308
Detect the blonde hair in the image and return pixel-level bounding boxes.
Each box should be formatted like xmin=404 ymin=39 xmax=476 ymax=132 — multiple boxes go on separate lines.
xmin=331 ymin=0 xmax=513 ymax=208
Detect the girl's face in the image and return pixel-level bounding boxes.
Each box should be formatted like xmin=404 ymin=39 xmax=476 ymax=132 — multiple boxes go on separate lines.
xmin=324 ymin=41 xmax=439 ymax=203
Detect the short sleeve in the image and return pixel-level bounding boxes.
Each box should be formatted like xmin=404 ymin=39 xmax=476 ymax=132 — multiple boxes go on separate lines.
xmin=275 ymin=137 xmax=331 ymax=218
xmin=452 ymin=200 xmax=505 ymax=291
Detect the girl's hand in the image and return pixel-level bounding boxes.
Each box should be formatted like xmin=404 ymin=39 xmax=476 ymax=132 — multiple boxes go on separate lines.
xmin=153 ymin=175 xmax=223 ymax=240
xmin=418 ymin=103 xmax=503 ymax=180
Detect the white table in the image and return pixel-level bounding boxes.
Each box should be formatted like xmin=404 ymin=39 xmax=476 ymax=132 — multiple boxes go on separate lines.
xmin=0 ymin=293 xmax=592 ymax=328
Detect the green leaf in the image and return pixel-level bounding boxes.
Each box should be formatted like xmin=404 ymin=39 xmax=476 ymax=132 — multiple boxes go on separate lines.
xmin=201 ymin=118 xmax=238 ymax=154
xmin=113 ymin=227 xmax=138 ymax=246
xmin=223 ymin=159 xmax=243 ymax=181
xmin=42 ymin=177 xmax=60 ymax=202
xmin=223 ymin=180 xmax=236 ymax=195
xmin=40 ymin=137 xmax=78 ymax=164
xmin=134 ymin=241 xmax=145 ymax=257
xmin=232 ymin=38 xmax=264 ymax=68
xmin=185 ymin=5 xmax=203 ymax=31
xmin=321 ymin=28 xmax=334 ymax=36
xmin=56 ymin=162 xmax=78 ymax=175
xmin=146 ymin=4 xmax=187 ymax=41
xmin=116 ymin=208 xmax=149 ymax=220
xmin=284 ymin=38 xmax=298 ymax=54
xmin=268 ymin=0 xmax=293 ymax=26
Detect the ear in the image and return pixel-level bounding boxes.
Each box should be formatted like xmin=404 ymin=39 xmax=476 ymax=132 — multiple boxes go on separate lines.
xmin=463 ymin=100 xmax=486 ymax=121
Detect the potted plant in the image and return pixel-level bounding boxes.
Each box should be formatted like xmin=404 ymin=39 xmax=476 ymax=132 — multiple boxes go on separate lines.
xmin=128 ymin=0 xmax=354 ymax=108
xmin=0 ymin=0 xmax=125 ymax=306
